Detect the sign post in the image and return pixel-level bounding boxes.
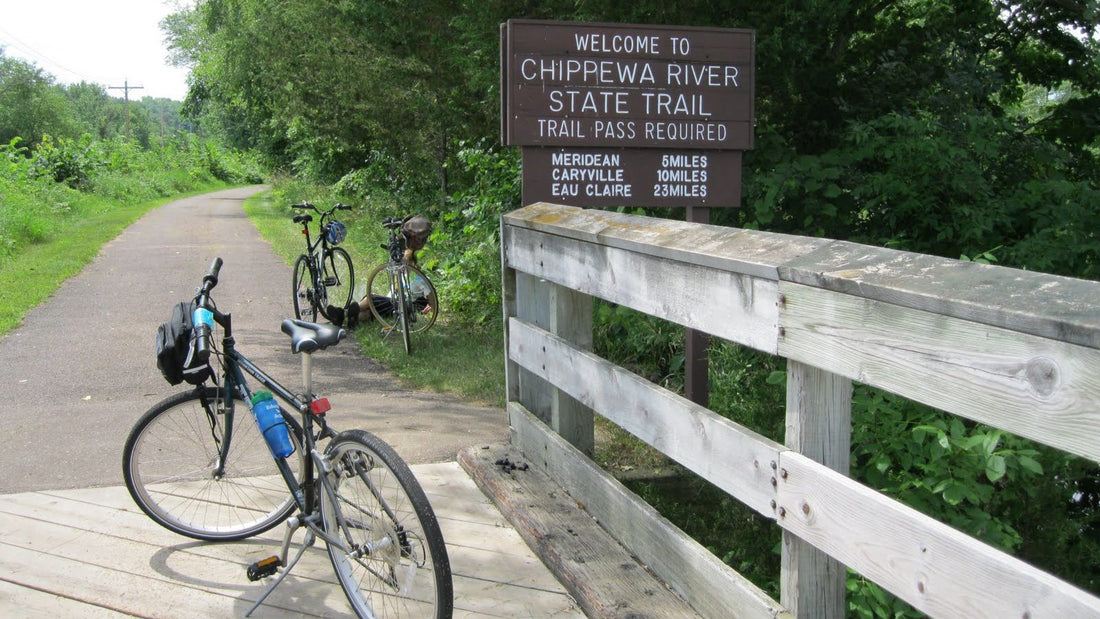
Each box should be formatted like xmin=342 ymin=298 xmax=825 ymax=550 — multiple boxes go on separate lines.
xmin=502 ymin=19 xmax=755 ymax=405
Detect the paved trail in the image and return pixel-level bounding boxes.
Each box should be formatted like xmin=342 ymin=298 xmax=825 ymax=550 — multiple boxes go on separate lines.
xmin=0 ymin=186 xmax=507 ymax=493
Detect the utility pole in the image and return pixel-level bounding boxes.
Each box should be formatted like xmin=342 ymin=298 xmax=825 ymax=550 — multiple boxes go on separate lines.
xmin=108 ymin=80 xmax=144 ymax=141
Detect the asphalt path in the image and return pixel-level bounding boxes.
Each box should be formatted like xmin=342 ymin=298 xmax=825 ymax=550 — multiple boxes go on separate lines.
xmin=0 ymin=186 xmax=507 ymax=493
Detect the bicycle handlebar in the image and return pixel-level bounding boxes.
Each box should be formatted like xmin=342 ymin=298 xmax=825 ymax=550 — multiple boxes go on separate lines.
xmin=192 ymin=257 xmax=223 ymax=363
xmin=292 ymin=202 xmax=353 ymax=214
xmin=381 ymin=215 xmax=411 ymax=230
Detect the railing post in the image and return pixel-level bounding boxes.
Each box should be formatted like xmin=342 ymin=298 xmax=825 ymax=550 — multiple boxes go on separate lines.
xmin=512 ymin=271 xmax=595 ymax=456
xmin=781 ymin=360 xmax=852 ymax=617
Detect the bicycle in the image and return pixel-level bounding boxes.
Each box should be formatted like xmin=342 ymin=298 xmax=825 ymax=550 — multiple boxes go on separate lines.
xmin=364 ymin=216 xmax=439 ymax=354
xmin=124 ymin=258 xmax=453 ymax=618
xmin=291 ymin=201 xmax=355 ymax=323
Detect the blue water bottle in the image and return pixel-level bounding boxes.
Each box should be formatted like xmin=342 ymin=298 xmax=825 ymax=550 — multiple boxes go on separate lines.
xmin=250 ymin=391 xmax=294 ymax=458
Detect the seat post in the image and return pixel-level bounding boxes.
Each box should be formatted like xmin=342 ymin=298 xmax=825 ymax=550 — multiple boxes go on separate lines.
xmin=301 ymin=351 xmax=314 ymax=399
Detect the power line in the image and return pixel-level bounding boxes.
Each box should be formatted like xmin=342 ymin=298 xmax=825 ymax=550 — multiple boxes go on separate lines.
xmin=0 ymin=25 xmax=93 ymax=83
xmin=109 ymin=80 xmax=145 ymax=141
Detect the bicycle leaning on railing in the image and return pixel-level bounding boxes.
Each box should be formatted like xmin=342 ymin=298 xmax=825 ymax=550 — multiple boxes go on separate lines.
xmin=364 ymin=215 xmax=439 ymax=354
xmin=124 ymin=258 xmax=453 ymax=617
xmin=291 ymin=201 xmax=354 ymax=323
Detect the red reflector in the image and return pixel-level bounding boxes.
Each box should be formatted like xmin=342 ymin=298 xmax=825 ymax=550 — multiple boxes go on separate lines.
xmin=310 ymin=398 xmax=331 ymax=415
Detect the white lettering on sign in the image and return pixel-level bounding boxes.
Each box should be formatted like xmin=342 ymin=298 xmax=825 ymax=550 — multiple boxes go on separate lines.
xmin=548 ymin=90 xmax=630 ymax=114
xmin=573 ymin=32 xmax=662 ymax=55
xmin=550 ymin=150 xmax=632 ymax=200
xmin=652 ymin=153 xmax=709 ymax=199
xmin=520 ymin=58 xmax=657 ymax=85
xmin=666 ymin=63 xmax=740 ymax=87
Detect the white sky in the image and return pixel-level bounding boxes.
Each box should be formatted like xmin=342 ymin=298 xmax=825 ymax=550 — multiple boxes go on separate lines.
xmin=0 ymin=0 xmax=191 ymax=101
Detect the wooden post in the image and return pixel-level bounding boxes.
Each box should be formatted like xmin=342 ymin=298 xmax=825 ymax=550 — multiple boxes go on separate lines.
xmin=513 ymin=271 xmax=595 ymax=456
xmin=684 ymin=206 xmax=710 ymax=407
xmin=781 ymin=360 xmax=851 ymax=617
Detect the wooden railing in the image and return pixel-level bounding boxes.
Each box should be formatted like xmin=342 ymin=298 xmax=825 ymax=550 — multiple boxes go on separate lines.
xmin=500 ymin=202 xmax=1100 ymax=618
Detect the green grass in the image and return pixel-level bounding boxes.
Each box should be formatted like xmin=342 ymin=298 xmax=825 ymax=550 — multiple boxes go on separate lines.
xmin=242 ymin=190 xmax=506 ymax=407
xmin=0 ymin=186 xmax=226 ymax=335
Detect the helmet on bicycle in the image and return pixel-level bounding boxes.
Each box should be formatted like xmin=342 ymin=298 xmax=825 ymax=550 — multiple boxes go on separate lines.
xmin=325 ymin=220 xmax=347 ymax=245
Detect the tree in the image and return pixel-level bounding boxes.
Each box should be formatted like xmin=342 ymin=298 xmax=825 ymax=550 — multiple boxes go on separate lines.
xmin=0 ymin=49 xmax=79 ymax=147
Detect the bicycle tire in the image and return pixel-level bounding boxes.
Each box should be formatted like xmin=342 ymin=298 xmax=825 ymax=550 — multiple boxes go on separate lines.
xmin=321 ymin=429 xmax=453 ymax=618
xmin=293 ymin=255 xmax=319 ymax=322
xmin=123 ymin=388 xmax=303 ymax=541
xmin=319 ymin=246 xmax=354 ymax=321
xmin=397 ymin=271 xmax=412 ymax=354
xmin=365 ymin=263 xmax=438 ymax=335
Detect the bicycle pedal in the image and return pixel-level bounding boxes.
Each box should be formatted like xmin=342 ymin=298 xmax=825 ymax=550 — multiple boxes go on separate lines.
xmin=246 ymin=555 xmax=283 ymax=581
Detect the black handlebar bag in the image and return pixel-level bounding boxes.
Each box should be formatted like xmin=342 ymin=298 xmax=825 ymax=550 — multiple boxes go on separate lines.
xmin=155 ymin=301 xmax=213 ymax=385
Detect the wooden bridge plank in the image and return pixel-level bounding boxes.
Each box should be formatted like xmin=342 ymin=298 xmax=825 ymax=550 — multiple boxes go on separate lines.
xmin=500 ymin=405 xmax=792 ymax=619
xmin=780 ymin=240 xmax=1100 ymax=349
xmin=779 ymin=281 xmax=1100 ymax=462
xmin=776 ymin=451 xmax=1100 ymax=617
xmin=504 ymin=224 xmax=781 ymax=353
xmin=459 ymin=442 xmax=704 ymax=619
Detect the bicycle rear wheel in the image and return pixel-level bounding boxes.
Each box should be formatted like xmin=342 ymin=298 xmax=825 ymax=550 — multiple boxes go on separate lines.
xmin=319 ymin=247 xmax=354 ymax=320
xmin=293 ymin=255 xmax=319 ymax=322
xmin=123 ymin=388 xmax=303 ymax=541
xmin=321 ymin=429 xmax=452 ymax=618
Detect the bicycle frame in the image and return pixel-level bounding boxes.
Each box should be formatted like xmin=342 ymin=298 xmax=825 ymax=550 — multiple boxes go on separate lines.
xmin=206 ymin=307 xmax=316 ymax=513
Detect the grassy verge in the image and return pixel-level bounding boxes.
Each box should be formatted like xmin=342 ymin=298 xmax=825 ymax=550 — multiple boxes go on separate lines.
xmin=0 ymin=185 xmax=227 ymax=335
xmin=242 ymin=191 xmax=506 ymax=407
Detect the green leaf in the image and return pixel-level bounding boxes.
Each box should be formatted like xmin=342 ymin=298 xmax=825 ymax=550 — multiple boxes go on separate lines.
xmin=942 ymin=481 xmax=967 ymax=505
xmin=1017 ymin=455 xmax=1044 ymax=475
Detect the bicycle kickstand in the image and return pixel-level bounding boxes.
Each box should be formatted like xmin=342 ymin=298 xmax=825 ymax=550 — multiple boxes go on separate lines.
xmin=245 ymin=515 xmax=316 ymax=616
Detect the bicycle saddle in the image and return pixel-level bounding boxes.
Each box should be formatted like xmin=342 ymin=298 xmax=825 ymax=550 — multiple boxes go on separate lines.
xmin=280 ymin=319 xmax=346 ymax=353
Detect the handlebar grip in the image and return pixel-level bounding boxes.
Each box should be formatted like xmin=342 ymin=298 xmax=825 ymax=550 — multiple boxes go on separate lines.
xmin=337 ymin=203 xmax=352 ymax=211
xmin=291 ymin=202 xmax=313 ymax=210
xmin=201 ymin=257 xmax=222 ymax=293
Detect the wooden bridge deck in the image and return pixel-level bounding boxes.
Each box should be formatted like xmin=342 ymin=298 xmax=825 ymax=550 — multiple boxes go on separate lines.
xmin=0 ymin=461 xmax=583 ymax=618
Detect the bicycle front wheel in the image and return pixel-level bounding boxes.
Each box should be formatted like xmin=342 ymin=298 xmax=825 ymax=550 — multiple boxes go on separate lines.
xmin=397 ymin=271 xmax=412 ymax=354
xmin=366 ymin=263 xmax=438 ymax=335
xmin=320 ymin=246 xmax=354 ymax=320
xmin=293 ymin=255 xmax=319 ymax=322
xmin=123 ymin=388 xmax=303 ymax=541
xmin=321 ymin=429 xmax=453 ymax=618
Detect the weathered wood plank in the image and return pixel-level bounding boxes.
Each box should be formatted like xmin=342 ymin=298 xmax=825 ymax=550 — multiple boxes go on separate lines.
xmin=780 ymin=239 xmax=1100 ymax=349
xmin=780 ymin=361 xmax=851 ymax=618
xmin=503 ymin=202 xmax=830 ymax=281
xmin=0 ymin=464 xmax=583 ymax=619
xmin=459 ymin=441 xmax=703 ymax=618
xmin=513 ymin=273 xmax=595 ymax=455
xmin=509 ymin=317 xmax=783 ymax=516
xmin=503 ymin=405 xmax=792 ymax=619
xmin=0 ymin=579 xmax=122 ymax=618
xmin=775 ymin=451 xmax=1100 ymax=617
xmin=504 ymin=224 xmax=781 ymax=353
xmin=778 ymin=282 xmax=1100 ymax=462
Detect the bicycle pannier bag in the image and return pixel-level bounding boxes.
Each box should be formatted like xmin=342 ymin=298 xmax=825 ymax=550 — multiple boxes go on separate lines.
xmin=401 ymin=215 xmax=432 ymax=251
xmin=155 ymin=301 xmax=213 ymax=386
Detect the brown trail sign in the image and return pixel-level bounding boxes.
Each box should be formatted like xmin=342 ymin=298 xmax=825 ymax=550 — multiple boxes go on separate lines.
xmin=502 ymin=19 xmax=754 ymax=208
